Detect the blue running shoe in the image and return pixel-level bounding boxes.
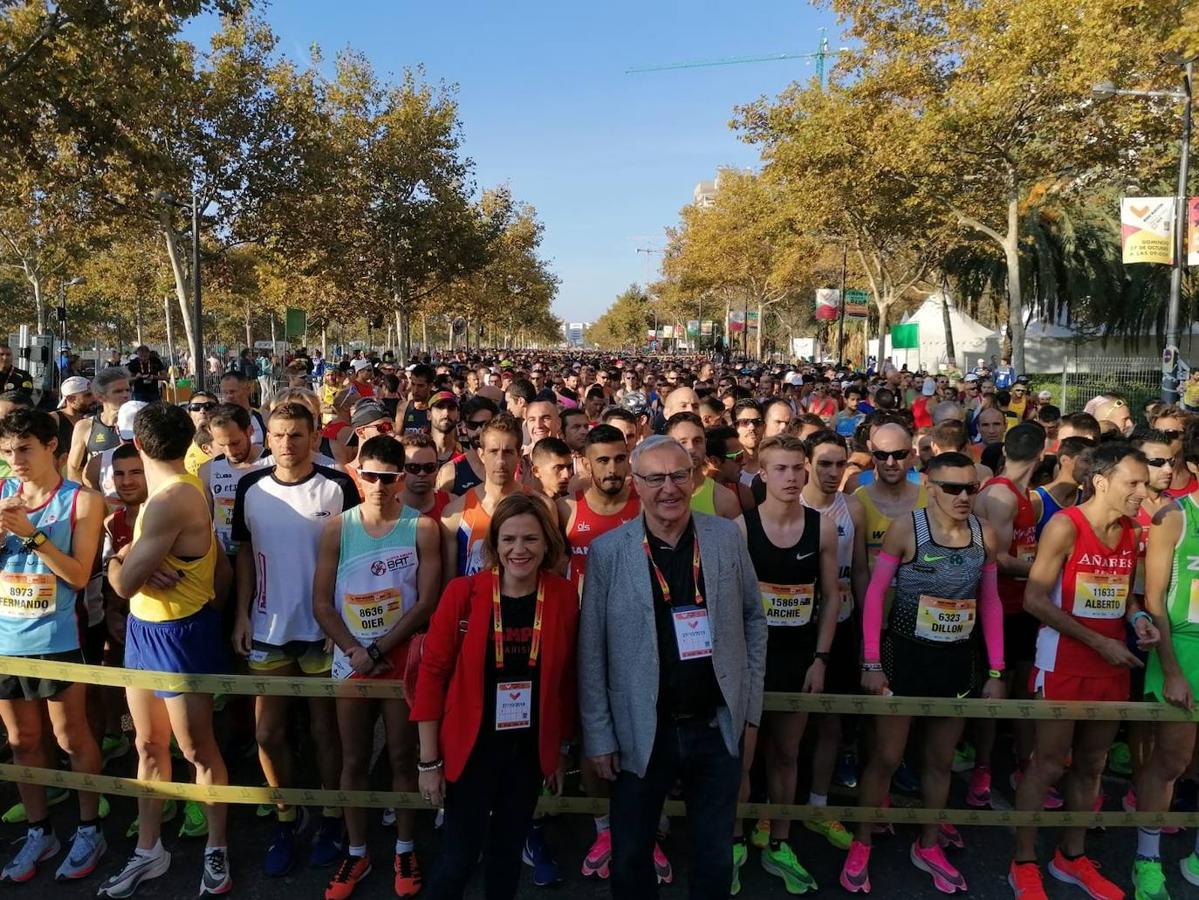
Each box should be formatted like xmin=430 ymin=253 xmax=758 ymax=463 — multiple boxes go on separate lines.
xmin=264 ymin=808 xmax=309 ymax=877
xmin=521 ymin=823 xmax=563 ymax=887
xmin=309 ymin=815 xmax=345 ymax=868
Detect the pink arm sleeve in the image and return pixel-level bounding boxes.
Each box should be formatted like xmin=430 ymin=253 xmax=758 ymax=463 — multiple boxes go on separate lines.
xmin=862 ymin=551 xmax=900 ymax=664
xmin=979 ymin=562 xmax=1005 ymax=672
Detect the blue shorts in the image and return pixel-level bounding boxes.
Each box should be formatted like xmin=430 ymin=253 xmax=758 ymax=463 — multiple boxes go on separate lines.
xmin=125 ymin=605 xmax=226 ymax=698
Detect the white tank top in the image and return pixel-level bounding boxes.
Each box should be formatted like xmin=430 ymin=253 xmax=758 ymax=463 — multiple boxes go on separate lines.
xmin=802 ymin=491 xmax=856 ymax=622
xmin=208 ymin=452 xmax=267 ymax=554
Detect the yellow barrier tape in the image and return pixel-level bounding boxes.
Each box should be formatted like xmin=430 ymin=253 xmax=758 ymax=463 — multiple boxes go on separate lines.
xmin=0 ymin=655 xmax=1194 ymax=721
xmin=3 ymin=764 xmax=1198 ymax=827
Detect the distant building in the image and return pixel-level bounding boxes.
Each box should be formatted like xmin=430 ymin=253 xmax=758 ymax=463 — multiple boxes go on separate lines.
xmin=693 ymin=166 xmax=752 ymax=208
xmin=567 ymin=322 xmax=588 ymax=347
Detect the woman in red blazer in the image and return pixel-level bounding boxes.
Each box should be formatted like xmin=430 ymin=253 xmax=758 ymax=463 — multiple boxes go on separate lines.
xmin=411 ymin=492 xmax=579 ymax=900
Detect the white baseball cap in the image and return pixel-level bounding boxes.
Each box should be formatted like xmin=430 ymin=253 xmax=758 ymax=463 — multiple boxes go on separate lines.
xmin=117 ymin=400 xmax=149 ymax=440
xmin=350 ymin=358 xmax=373 ymax=373
xmin=1037 ymin=390 xmax=1053 ymax=402
xmin=57 ymin=376 xmax=91 ymax=408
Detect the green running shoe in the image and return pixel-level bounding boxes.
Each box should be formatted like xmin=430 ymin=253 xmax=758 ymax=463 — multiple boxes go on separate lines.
xmin=257 ymin=783 xmax=274 ymax=818
xmin=761 ymin=841 xmax=817 ymax=894
xmin=1179 ymin=852 xmax=1199 ymax=888
xmin=951 ymin=742 xmax=976 ymax=773
xmin=731 ymin=840 xmax=748 ymax=896
xmin=1109 ymin=741 xmax=1133 ymax=777
xmin=749 ymin=819 xmax=770 ymax=850
xmin=98 ymin=794 xmax=110 ymax=820
xmin=126 ymin=798 xmax=178 ymax=838
xmin=101 ymin=734 xmax=130 ymax=766
xmin=1132 ymin=857 xmax=1170 ymax=900
xmin=804 ymin=817 xmax=853 ymax=850
xmin=2 ymin=786 xmax=69 ymax=823
xmin=179 ymin=800 xmax=208 ymax=838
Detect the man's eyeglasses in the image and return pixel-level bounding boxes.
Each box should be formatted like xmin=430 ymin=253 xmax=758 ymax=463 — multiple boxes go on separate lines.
xmin=1011 ymin=389 xmax=1027 ymax=396
xmin=403 ymin=462 xmax=439 ymax=475
xmin=723 ymin=449 xmax=745 ymax=460
xmin=1161 ymin=429 xmax=1183 ymax=442
xmin=931 ymin=480 xmax=980 ymax=496
xmin=871 ymin=449 xmax=910 ymax=462
xmin=188 ymin=402 xmax=217 ymax=412
xmin=633 ymin=469 xmax=691 ymax=488
xmin=462 ymin=419 xmax=490 ymax=430
xmin=359 ymin=421 xmax=393 ymax=435
xmin=735 ymin=417 xmax=763 ymax=428
xmin=359 ymin=470 xmax=401 ymax=485
xmin=1144 ymin=456 xmax=1174 ymax=468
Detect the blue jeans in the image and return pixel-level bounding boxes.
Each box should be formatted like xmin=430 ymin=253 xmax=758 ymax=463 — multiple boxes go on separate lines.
xmin=610 ymin=716 xmax=741 ymax=899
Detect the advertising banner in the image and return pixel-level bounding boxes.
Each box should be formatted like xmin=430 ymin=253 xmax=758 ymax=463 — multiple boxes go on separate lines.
xmin=1121 ymin=197 xmax=1174 ymax=265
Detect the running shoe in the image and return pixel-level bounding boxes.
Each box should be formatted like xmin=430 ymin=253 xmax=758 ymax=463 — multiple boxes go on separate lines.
xmin=96 ymin=847 xmax=171 ymax=898
xmin=101 ymin=734 xmax=130 ymax=766
xmin=1008 ymin=861 xmax=1049 ymax=900
xmin=310 ymin=815 xmax=345 ymax=867
xmin=1 ymin=827 xmax=60 ymax=882
xmin=521 ymin=825 xmax=562 ymax=886
xmin=731 ymin=840 xmax=747 ymax=896
xmin=54 ymin=827 xmax=106 ymax=881
xmin=750 ymin=819 xmax=771 ymax=850
xmin=394 ymin=851 xmax=421 ymax=897
xmin=805 ymin=816 xmax=852 ymax=850
xmin=1047 ymin=849 xmax=1123 ymax=900
xmin=1131 ymin=857 xmax=1169 ymax=900
xmin=126 ymin=798 xmax=178 ymax=838
xmin=179 ymin=800 xmax=209 ymax=838
xmin=834 ymin=750 xmax=859 ymax=789
xmin=381 ymin=808 xmax=396 ymax=827
xmin=966 ymin=765 xmax=992 ymax=808
xmin=1010 ymin=770 xmax=1064 ymax=810
xmin=911 ymin=841 xmax=967 ymax=893
xmin=839 ymin=840 xmax=872 ymax=893
xmin=1181 ymin=852 xmax=1199 ymax=887
xmin=264 ymin=808 xmax=309 ymax=877
xmin=2 ymin=787 xmax=69 ymax=823
xmin=98 ymin=795 xmax=110 ymax=820
xmin=653 ymin=842 xmax=672 ymax=885
xmin=324 ymin=853 xmax=370 ymax=900
xmin=893 ymin=759 xmax=921 ymax=794
xmin=199 ymin=847 xmax=232 ymax=896
xmin=761 ymin=841 xmax=817 ymax=894
xmin=580 ymin=828 xmax=611 ymax=879
xmin=1089 ymin=791 xmax=1108 ymax=832
xmin=1108 ymin=741 xmax=1133 ymax=777
xmin=952 ymin=742 xmax=977 ymax=773
xmin=937 ymin=824 xmax=965 ymax=851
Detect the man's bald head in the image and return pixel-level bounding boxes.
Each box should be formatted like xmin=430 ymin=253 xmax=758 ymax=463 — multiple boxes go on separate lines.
xmin=663 ymin=387 xmax=700 ymax=418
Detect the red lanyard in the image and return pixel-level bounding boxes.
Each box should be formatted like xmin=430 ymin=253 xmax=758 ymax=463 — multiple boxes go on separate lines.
xmin=492 ymin=569 xmax=545 ymax=671
xmin=642 ymin=531 xmax=703 ymax=607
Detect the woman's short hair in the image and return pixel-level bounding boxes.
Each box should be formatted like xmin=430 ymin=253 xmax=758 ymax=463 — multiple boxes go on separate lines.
xmin=484 ymin=493 xmax=565 ymax=572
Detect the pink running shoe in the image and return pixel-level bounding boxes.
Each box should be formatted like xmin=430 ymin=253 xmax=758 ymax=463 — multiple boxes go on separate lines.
xmin=652 ymin=842 xmax=672 ymax=884
xmin=580 ymin=829 xmax=611 ymax=879
xmin=966 ymin=766 xmax=992 ymax=809
xmin=910 ymin=841 xmax=968 ymax=894
xmin=839 ymin=840 xmax=871 ymax=893
xmin=937 ymin=824 xmax=965 ymax=851
xmin=1010 ymin=769 xmax=1064 ymax=810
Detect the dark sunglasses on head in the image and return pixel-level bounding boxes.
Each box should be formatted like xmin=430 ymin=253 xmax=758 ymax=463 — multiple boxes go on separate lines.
xmin=1161 ymin=430 xmax=1183 ymax=442
xmin=1144 ymin=456 xmax=1173 ymax=468
xmin=403 ymin=462 xmax=439 ymax=475
xmin=931 ymin=480 xmax=980 ymax=496
xmin=188 ymin=402 xmax=217 ymax=412
xmin=871 ymin=449 xmax=909 ymax=462
xmin=359 ymin=470 xmax=400 ymax=485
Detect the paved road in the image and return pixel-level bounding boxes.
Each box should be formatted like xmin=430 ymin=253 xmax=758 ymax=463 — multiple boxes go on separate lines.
xmin=1 ymin=735 xmax=1192 ymax=898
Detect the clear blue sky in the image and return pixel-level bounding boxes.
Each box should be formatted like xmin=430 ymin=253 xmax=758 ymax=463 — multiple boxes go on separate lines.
xmin=187 ymin=1 xmax=840 ymax=323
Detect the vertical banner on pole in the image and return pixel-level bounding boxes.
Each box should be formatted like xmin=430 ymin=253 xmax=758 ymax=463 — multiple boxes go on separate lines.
xmin=815 ymin=289 xmax=841 ymax=321
xmin=1188 ymin=197 xmax=1199 ymax=266
xmin=1121 ymin=197 xmax=1175 ymax=265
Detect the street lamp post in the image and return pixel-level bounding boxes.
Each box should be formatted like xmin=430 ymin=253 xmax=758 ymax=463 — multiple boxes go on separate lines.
xmin=1095 ymin=60 xmax=1194 ymax=403
xmin=54 ymin=276 xmax=85 ymax=392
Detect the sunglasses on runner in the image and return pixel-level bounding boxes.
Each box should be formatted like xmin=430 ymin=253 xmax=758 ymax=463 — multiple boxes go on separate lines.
xmin=723 ymin=449 xmax=745 ymax=460
xmin=462 ymin=419 xmax=490 ymax=430
xmin=358 ymin=420 xmax=393 ymax=434
xmin=871 ymin=449 xmax=910 ymax=462
xmin=931 ymin=480 xmax=980 ymax=496
xmin=359 ymin=470 xmax=401 ymax=485
xmin=1161 ymin=430 xmax=1183 ymax=442
xmin=735 ymin=417 xmax=763 ymax=428
xmin=188 ymin=402 xmax=217 ymax=412
xmin=1144 ymin=456 xmax=1173 ymax=468
xmin=403 ymin=462 xmax=439 ymax=475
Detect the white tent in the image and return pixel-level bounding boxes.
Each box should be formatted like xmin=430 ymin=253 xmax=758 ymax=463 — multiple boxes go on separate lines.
xmin=869 ymin=293 xmax=1002 ymax=371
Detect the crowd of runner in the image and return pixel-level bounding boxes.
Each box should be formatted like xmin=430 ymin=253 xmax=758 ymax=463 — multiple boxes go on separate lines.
xmin=0 ymin=350 xmax=1196 ymax=900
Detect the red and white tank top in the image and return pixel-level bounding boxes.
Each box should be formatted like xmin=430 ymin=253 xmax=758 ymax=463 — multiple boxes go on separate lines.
xmin=565 ymin=490 xmax=640 ymax=596
xmin=982 ymin=477 xmax=1037 ymax=614
xmin=1034 ymin=506 xmax=1138 ymax=677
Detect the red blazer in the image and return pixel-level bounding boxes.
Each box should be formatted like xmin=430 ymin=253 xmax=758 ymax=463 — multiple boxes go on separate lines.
xmin=410 ymin=569 xmax=579 ymax=782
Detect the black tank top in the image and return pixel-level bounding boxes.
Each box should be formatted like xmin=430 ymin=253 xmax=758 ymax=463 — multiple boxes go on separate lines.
xmin=450 ymin=456 xmax=482 ymax=496
xmin=85 ymin=416 xmax=120 ymax=457
xmin=401 ymin=404 xmax=430 ymax=434
xmin=745 ymin=505 xmax=822 ymax=633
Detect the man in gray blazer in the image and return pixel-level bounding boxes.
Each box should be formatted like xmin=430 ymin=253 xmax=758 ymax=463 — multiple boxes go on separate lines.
xmin=579 ymin=434 xmax=767 ymax=899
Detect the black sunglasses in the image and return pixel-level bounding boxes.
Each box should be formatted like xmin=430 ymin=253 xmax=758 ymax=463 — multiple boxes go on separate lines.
xmin=359 ymin=470 xmax=401 ymax=485
xmin=403 ymin=462 xmax=439 ymax=475
xmin=931 ymin=480 xmax=980 ymax=496
xmin=188 ymin=402 xmax=217 ymax=412
xmin=871 ymin=449 xmax=909 ymax=462
xmin=1161 ymin=430 xmax=1183 ymax=442
xmin=1144 ymin=456 xmax=1173 ymax=468
xmin=463 ymin=419 xmax=490 ymax=430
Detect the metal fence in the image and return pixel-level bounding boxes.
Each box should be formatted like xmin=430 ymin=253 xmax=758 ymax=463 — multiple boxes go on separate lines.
xmin=1034 ymin=357 xmax=1163 ymax=415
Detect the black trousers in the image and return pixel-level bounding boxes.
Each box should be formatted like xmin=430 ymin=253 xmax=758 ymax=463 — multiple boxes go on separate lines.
xmin=427 ymin=730 xmax=543 ymax=900
xmin=610 ymin=717 xmax=741 ymax=899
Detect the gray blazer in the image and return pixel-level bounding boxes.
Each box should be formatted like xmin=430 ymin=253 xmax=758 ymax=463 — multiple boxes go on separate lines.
xmin=578 ymin=512 xmax=767 ymax=778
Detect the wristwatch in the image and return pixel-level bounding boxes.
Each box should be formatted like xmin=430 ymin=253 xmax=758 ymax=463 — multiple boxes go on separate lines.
xmin=814 ymin=651 xmax=831 ymax=664
xmin=21 ymin=531 xmax=47 ymax=553
xmin=366 ymin=642 xmax=383 ymax=664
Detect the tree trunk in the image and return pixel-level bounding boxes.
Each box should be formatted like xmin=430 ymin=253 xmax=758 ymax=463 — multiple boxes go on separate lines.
xmin=321 ymin=324 xmax=327 ymax=358
xmin=940 ymin=286 xmax=956 ymax=368
xmin=243 ymin=302 xmax=252 ymax=350
xmin=876 ymin=300 xmax=893 ymax=366
xmin=421 ymin=314 xmax=428 ymax=353
xmin=159 ymin=223 xmax=197 ymax=375
xmin=135 ymin=297 xmax=144 ymax=346
xmin=755 ymin=301 xmax=764 ymax=360
xmin=163 ymin=295 xmax=174 ymax=370
xmin=392 ymin=302 xmax=404 ymax=362
xmin=1004 ymin=193 xmax=1024 ymax=374
xmin=29 ymin=271 xmax=44 ymax=334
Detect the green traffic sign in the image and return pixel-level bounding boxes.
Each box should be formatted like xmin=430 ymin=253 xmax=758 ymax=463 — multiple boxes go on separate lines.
xmin=845 ymin=289 xmax=869 ymax=304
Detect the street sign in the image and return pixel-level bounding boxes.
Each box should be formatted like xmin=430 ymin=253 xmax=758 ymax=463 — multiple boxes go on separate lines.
xmin=844 ymin=289 xmax=869 ymax=320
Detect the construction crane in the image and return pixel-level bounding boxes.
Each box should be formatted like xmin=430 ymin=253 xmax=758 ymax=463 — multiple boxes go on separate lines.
xmin=626 ymin=28 xmax=847 ymax=90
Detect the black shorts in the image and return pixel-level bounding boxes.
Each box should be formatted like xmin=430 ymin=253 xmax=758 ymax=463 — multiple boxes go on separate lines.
xmin=82 ymin=620 xmax=108 ymax=666
xmin=1004 ymin=612 xmax=1040 ymax=666
xmin=825 ymin=615 xmax=862 ymax=695
xmin=0 ymin=649 xmax=85 ymax=702
xmin=764 ymin=628 xmax=816 ymax=694
xmin=883 ymin=634 xmax=977 ymax=699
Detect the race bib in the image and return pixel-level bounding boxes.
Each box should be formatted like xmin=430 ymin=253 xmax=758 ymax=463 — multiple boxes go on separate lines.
xmin=760 ymin=582 xmax=814 ymax=627
xmin=496 ymin=680 xmax=532 ymax=730
xmin=672 ymin=606 xmax=713 ymax=659
xmin=914 ymin=595 xmax=976 ymax=643
xmin=215 ymin=497 xmax=238 ymax=553
xmin=1017 ymin=542 xmax=1037 ymax=567
xmin=837 ymin=578 xmax=854 ymax=624
xmin=0 ymin=572 xmax=55 ymax=619
xmin=343 ymin=589 xmax=404 ymax=641
xmin=1188 ymin=580 xmax=1199 ymax=625
xmin=1074 ymin=572 xmax=1127 ymax=619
